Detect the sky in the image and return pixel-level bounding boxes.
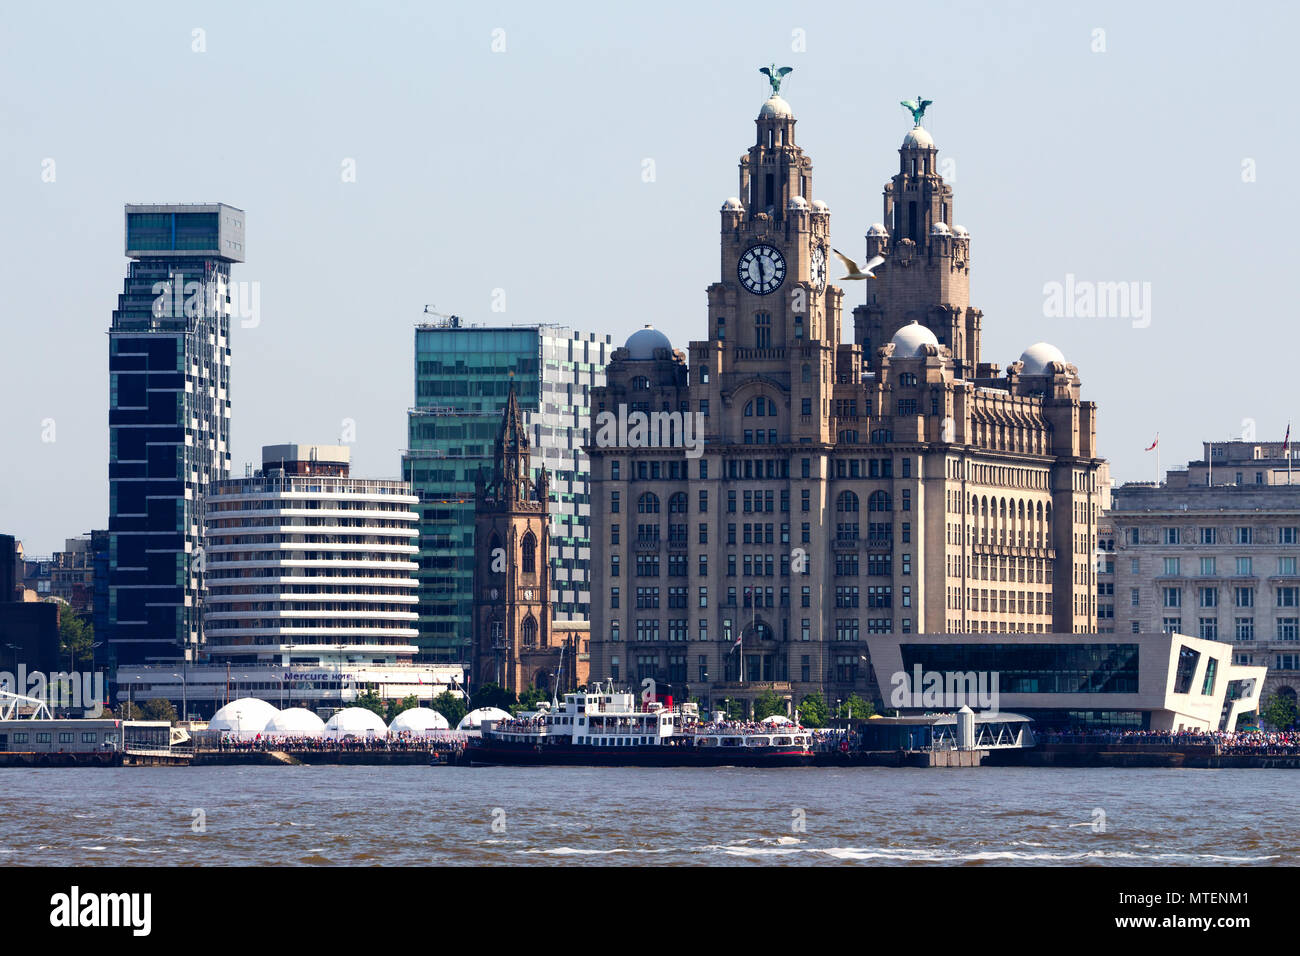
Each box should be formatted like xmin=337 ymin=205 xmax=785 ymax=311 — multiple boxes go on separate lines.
xmin=1 ymin=0 xmax=1296 ymax=554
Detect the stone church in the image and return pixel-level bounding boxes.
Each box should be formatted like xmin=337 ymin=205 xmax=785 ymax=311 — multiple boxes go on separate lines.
xmin=585 ymin=74 xmax=1106 ymax=716
xmin=471 ymin=387 xmax=589 ymax=696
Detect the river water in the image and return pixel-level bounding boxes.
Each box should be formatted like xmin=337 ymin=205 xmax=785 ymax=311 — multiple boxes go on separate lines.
xmin=2 ymin=766 xmax=1293 ymax=866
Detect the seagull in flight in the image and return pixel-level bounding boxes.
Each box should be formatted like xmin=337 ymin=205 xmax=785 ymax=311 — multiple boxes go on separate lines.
xmin=832 ymin=248 xmax=885 ymax=280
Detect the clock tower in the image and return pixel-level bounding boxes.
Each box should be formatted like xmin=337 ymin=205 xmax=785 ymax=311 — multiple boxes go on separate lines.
xmin=690 ymin=71 xmax=845 ymax=446
xmin=472 ymin=385 xmax=552 ymax=692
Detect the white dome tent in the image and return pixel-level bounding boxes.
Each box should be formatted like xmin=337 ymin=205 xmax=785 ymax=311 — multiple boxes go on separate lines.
xmin=388 ymin=707 xmax=451 ymax=735
xmin=209 ymin=698 xmax=280 ymax=737
xmin=263 ymin=708 xmax=326 ymax=737
xmin=457 ymin=707 xmax=513 ymax=731
xmin=323 ymin=707 xmax=389 ymax=740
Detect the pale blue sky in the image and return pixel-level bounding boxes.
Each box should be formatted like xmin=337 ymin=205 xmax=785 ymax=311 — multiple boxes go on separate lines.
xmin=2 ymin=0 xmax=1296 ymax=553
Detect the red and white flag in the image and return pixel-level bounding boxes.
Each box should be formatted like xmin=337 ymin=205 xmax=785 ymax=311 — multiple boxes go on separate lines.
xmin=1145 ymin=435 xmax=1159 ymax=452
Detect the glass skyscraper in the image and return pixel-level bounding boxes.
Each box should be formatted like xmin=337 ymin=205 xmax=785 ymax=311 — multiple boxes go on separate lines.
xmin=107 ymin=203 xmax=245 ymax=666
xmin=402 ymin=320 xmax=611 ymax=662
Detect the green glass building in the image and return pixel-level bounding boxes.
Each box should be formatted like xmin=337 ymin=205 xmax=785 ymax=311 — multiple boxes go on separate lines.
xmin=402 ymin=321 xmax=612 ymax=662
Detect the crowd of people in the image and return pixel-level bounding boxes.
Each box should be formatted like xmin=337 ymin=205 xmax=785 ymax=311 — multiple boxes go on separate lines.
xmin=1041 ymin=728 xmax=1300 ymax=754
xmin=210 ymin=731 xmax=467 ymax=754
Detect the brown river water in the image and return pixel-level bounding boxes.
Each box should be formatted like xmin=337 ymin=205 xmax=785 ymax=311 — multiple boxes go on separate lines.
xmin=2 ymin=765 xmax=1294 ymax=866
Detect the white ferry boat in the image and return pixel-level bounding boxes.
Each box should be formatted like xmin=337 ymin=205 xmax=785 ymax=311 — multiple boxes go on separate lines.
xmin=466 ymin=683 xmax=814 ymax=767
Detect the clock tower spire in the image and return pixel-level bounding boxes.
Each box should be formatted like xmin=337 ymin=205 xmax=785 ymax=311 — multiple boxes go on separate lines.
xmin=691 ymin=70 xmax=844 ymax=445
xmin=853 ymin=102 xmax=984 ymax=378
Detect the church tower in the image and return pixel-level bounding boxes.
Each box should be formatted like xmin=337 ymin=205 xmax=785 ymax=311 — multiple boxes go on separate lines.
xmin=854 ymin=104 xmax=984 ymax=379
xmin=472 ymin=386 xmax=551 ymax=692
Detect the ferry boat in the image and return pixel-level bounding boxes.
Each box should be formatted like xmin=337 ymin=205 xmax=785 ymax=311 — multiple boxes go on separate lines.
xmin=464 ymin=683 xmax=814 ymax=767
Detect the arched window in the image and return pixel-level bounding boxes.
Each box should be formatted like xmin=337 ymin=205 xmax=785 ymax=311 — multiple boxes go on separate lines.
xmin=521 ymin=531 xmax=537 ymax=574
xmin=837 ymin=491 xmax=859 ymax=513
xmin=868 ymin=490 xmax=892 ymax=512
xmin=638 ymin=492 xmax=660 ymax=514
xmin=521 ymin=615 xmax=538 ymax=648
xmin=668 ymin=492 xmax=688 ymax=514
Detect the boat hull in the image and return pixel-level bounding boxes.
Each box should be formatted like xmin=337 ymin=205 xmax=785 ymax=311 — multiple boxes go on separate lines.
xmin=467 ymin=740 xmax=814 ymax=767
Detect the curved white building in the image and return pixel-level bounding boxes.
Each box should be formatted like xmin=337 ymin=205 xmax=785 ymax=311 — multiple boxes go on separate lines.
xmin=209 ymin=697 xmax=280 ymax=735
xmin=204 ymin=444 xmax=419 ymax=667
xmin=457 ymin=706 xmax=513 ymax=730
xmin=389 ymin=707 xmax=451 ymax=735
xmin=263 ymin=707 xmax=326 ymax=737
xmin=323 ymin=707 xmax=389 ymax=739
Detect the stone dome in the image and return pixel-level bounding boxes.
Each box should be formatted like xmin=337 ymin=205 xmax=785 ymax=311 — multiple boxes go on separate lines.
xmin=1019 ymin=342 xmax=1067 ymax=376
xmin=811 ymin=199 xmax=829 ymax=213
xmin=787 ymin=196 xmax=809 ymax=210
xmin=890 ymin=321 xmax=940 ymax=358
xmin=758 ymin=95 xmax=793 ymax=119
xmin=263 ymin=707 xmax=325 ymax=737
xmin=902 ymin=125 xmax=935 ymax=148
xmin=721 ymin=197 xmax=744 ymax=211
xmin=209 ymin=697 xmax=280 ymax=736
xmin=624 ymin=325 xmax=672 ymax=360
xmin=867 ymin=222 xmax=889 ymax=236
xmin=931 ymin=222 xmax=951 ymax=235
xmin=388 ymin=707 xmax=451 ymax=735
xmin=952 ymin=224 xmax=969 ymax=237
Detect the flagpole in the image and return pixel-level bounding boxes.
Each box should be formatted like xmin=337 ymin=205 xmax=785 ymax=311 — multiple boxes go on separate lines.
xmin=1156 ymin=433 xmax=1161 ymax=486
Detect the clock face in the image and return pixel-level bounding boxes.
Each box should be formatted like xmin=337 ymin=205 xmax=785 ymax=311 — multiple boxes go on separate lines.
xmin=810 ymin=245 xmax=827 ymax=292
xmin=738 ymin=244 xmax=786 ymax=295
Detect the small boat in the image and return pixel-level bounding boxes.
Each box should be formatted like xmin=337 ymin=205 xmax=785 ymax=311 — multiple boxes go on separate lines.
xmin=466 ymin=682 xmax=814 ymax=767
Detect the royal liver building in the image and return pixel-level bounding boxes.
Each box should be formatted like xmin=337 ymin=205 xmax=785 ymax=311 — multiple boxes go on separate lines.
xmin=586 ymin=73 xmax=1105 ymax=715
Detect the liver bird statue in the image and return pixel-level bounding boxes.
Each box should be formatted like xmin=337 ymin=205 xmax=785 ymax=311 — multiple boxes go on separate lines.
xmin=760 ymin=64 xmax=793 ymax=94
xmin=900 ymin=95 xmax=933 ymax=126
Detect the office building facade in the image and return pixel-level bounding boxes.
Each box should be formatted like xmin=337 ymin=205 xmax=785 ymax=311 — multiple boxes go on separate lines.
xmin=1106 ymin=440 xmax=1300 ymax=701
xmin=203 ymin=443 xmax=420 ymax=667
xmin=107 ymin=203 xmax=244 ymax=665
xmin=586 ymin=82 xmax=1105 ymax=715
xmin=402 ymin=319 xmax=612 ymax=662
